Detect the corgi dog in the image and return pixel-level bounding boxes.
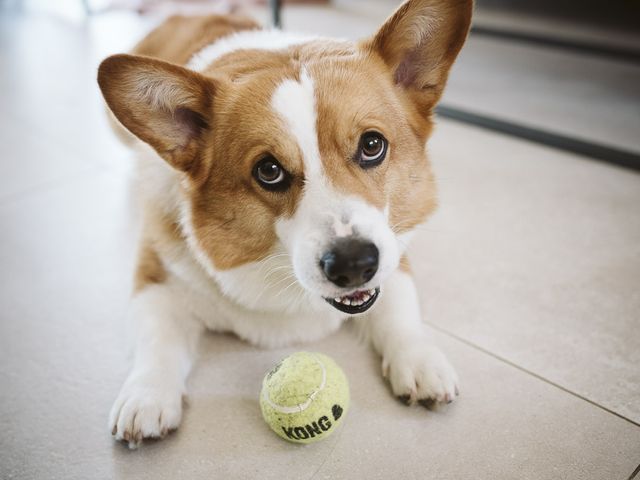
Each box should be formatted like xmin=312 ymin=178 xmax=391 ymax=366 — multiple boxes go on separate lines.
xmin=98 ymin=0 xmax=473 ymax=447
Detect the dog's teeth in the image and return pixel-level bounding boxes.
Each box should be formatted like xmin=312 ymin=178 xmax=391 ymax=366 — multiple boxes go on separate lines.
xmin=328 ymin=289 xmax=378 ymax=309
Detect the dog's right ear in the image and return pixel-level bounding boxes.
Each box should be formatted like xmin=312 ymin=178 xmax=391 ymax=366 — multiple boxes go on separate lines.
xmin=367 ymin=0 xmax=473 ymax=115
xmin=98 ymin=54 xmax=216 ymax=173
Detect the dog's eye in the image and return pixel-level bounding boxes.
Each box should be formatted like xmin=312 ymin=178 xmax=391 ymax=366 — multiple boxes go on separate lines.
xmin=357 ymin=132 xmax=387 ymax=168
xmin=253 ymin=156 xmax=290 ymax=191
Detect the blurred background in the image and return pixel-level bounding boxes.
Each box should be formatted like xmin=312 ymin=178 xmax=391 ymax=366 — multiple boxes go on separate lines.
xmin=1 ymin=1 xmax=639 ymax=479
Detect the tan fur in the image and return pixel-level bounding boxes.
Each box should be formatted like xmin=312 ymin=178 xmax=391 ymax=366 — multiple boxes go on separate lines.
xmin=368 ymin=0 xmax=473 ymax=115
xmin=134 ymin=243 xmax=167 ymax=292
xmin=133 ymin=200 xmax=185 ymax=292
xmin=399 ymin=255 xmax=412 ymax=273
xmin=132 ymin=14 xmax=260 ymax=65
xmin=98 ymin=0 xmax=471 ymax=273
xmin=308 ymin=50 xmax=438 ymax=233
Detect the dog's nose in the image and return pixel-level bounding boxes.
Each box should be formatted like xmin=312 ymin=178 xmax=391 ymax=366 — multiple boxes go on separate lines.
xmin=319 ymin=239 xmax=379 ymax=288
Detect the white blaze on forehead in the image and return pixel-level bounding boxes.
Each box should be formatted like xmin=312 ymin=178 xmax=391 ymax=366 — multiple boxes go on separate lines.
xmin=271 ymin=68 xmax=322 ymax=178
xmin=271 ymin=70 xmax=358 ymax=238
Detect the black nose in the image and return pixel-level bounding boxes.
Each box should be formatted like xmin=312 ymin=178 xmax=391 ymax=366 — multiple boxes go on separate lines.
xmin=319 ymin=239 xmax=379 ymax=288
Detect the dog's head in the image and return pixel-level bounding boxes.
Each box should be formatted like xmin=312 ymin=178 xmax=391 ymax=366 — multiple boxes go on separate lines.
xmin=98 ymin=0 xmax=472 ymax=316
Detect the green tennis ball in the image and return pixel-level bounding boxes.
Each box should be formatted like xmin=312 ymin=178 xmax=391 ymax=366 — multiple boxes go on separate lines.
xmin=260 ymin=352 xmax=349 ymax=444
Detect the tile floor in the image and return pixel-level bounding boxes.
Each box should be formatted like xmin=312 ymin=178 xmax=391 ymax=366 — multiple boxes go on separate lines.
xmin=0 ymin=4 xmax=639 ymax=480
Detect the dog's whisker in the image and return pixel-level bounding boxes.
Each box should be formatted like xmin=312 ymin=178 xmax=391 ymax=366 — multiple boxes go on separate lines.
xmin=255 ymin=254 xmax=291 ymax=274
xmin=274 ymin=279 xmax=302 ymax=299
xmin=265 ymin=272 xmax=297 ymax=288
xmin=256 ymin=252 xmax=290 ymax=266
xmin=258 ymin=262 xmax=288 ymax=273
xmin=257 ymin=273 xmax=298 ymax=300
xmin=263 ymin=265 xmax=294 ymax=281
xmin=390 ymin=220 xmax=456 ymax=236
xmin=390 ymin=219 xmax=424 ymax=230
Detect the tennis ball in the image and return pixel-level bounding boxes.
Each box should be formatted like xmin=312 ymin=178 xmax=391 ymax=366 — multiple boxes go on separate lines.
xmin=260 ymin=352 xmax=349 ymax=444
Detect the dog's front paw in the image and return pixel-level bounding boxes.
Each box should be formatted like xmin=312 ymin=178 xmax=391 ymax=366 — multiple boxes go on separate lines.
xmin=109 ymin=375 xmax=183 ymax=448
xmin=383 ymin=343 xmax=459 ymax=407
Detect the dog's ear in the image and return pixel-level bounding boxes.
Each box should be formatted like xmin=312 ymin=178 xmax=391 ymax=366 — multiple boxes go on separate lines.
xmin=367 ymin=0 xmax=473 ymax=113
xmin=98 ymin=54 xmax=216 ymax=173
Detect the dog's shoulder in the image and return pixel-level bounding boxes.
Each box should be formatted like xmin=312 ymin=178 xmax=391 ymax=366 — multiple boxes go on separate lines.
xmin=132 ymin=14 xmax=261 ymax=66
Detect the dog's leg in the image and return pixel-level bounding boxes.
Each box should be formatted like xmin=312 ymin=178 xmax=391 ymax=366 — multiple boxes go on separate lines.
xmin=109 ymin=281 xmax=203 ymax=447
xmin=359 ymin=268 xmax=459 ymax=406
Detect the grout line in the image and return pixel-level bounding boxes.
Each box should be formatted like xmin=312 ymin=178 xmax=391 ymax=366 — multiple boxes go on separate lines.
xmin=628 ymin=462 xmax=640 ymax=480
xmin=436 ymin=105 xmax=640 ymax=172
xmin=425 ymin=322 xmax=640 ymax=429
xmin=307 ymin=410 xmax=348 ymax=480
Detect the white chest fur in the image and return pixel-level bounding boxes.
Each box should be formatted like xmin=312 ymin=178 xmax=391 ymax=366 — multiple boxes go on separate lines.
xmin=166 ymin=241 xmax=346 ymax=348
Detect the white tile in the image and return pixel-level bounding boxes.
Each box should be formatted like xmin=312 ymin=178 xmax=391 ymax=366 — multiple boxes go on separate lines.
xmin=413 ymin=119 xmax=640 ymax=423
xmin=0 ymin=15 xmax=140 ymax=200
xmin=0 ymin=114 xmax=95 ymax=200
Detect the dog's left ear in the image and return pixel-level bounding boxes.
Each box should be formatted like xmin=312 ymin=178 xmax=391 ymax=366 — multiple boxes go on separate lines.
xmin=367 ymin=0 xmax=473 ymax=112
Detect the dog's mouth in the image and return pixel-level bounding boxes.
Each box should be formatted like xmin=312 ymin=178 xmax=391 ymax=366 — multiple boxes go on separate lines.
xmin=324 ymin=287 xmax=380 ymax=314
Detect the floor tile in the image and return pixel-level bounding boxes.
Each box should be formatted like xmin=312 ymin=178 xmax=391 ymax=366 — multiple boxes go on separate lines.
xmin=0 ymin=112 xmax=96 ymax=200
xmin=108 ymin=328 xmax=640 ymax=480
xmin=0 ymin=171 xmax=136 ymax=479
xmin=0 ymin=14 xmax=149 ymax=192
xmin=412 ymin=119 xmax=640 ymax=424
